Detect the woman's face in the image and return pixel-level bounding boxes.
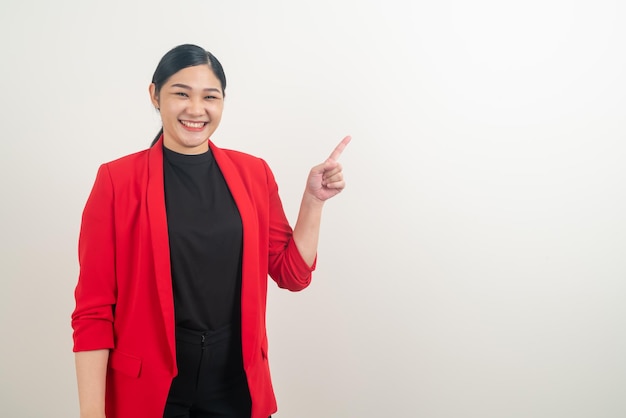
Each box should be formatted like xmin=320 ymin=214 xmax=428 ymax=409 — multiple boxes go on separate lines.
xmin=150 ymin=65 xmax=224 ymax=154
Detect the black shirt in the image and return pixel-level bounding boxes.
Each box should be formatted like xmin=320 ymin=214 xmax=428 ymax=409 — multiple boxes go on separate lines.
xmin=163 ymin=146 xmax=243 ymax=331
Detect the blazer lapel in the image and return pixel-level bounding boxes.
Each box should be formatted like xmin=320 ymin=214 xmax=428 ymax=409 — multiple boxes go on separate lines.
xmin=210 ymin=141 xmax=257 ymax=236
xmin=146 ymin=137 xmax=176 ymax=371
xmin=210 ymin=141 xmax=259 ymax=366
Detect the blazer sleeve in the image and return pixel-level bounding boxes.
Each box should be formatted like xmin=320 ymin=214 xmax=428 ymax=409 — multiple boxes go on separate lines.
xmin=264 ymin=160 xmax=316 ymax=291
xmin=71 ymin=164 xmax=117 ymax=352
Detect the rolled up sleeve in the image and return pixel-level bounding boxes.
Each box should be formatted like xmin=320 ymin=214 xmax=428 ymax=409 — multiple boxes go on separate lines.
xmin=264 ymin=162 xmax=316 ymax=291
xmin=71 ymin=164 xmax=117 ymax=351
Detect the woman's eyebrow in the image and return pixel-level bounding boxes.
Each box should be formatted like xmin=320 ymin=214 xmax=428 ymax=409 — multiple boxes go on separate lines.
xmin=170 ymin=83 xmax=221 ymax=93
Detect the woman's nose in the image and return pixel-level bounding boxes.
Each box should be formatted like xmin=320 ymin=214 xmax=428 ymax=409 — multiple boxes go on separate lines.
xmin=187 ymin=98 xmax=205 ymax=115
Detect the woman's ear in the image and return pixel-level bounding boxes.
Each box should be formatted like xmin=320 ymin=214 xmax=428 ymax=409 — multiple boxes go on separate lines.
xmin=149 ymin=83 xmax=159 ymax=110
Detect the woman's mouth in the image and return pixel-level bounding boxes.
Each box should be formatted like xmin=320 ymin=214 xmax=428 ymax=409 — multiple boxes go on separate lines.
xmin=180 ymin=120 xmax=208 ymax=131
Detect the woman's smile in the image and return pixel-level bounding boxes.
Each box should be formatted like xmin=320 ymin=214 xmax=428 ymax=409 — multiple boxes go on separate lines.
xmin=179 ymin=119 xmax=208 ymax=131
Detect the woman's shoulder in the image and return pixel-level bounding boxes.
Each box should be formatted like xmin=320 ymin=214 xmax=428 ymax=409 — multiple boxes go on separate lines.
xmin=104 ymin=148 xmax=151 ymax=169
xmin=94 ymin=148 xmax=153 ymax=186
xmin=213 ymin=146 xmax=276 ymax=185
xmin=218 ymin=147 xmax=263 ymax=163
xmin=97 ymin=148 xmax=151 ymax=176
xmin=213 ymin=145 xmax=269 ymax=171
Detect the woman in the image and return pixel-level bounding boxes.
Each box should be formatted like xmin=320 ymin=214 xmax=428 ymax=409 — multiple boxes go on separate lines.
xmin=72 ymin=44 xmax=350 ymax=418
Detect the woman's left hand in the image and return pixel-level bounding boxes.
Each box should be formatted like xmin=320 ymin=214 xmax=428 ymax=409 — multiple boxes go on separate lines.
xmin=305 ymin=135 xmax=351 ymax=202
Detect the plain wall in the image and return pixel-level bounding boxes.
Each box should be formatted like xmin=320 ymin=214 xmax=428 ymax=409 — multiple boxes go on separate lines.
xmin=1 ymin=0 xmax=625 ymax=416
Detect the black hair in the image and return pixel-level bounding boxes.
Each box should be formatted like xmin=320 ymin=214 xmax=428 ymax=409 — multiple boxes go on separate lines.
xmin=150 ymin=44 xmax=227 ymax=146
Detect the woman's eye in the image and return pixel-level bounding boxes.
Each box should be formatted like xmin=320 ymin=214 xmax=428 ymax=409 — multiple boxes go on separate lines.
xmin=175 ymin=92 xmax=188 ymax=97
xmin=205 ymin=96 xmax=217 ymax=100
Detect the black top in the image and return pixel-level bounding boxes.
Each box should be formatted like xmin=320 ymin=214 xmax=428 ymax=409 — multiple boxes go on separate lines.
xmin=163 ymin=146 xmax=243 ymax=331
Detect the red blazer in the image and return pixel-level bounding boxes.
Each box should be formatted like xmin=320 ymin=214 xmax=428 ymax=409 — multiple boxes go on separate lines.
xmin=72 ymin=138 xmax=315 ymax=418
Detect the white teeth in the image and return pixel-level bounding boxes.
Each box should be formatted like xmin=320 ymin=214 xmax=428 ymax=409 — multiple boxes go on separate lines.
xmin=180 ymin=120 xmax=206 ymax=128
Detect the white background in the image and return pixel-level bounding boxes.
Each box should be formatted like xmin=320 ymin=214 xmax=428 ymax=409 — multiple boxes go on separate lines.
xmin=1 ymin=0 xmax=625 ymax=417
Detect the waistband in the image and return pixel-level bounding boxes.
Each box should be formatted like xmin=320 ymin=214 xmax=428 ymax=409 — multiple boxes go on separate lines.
xmin=175 ymin=324 xmax=237 ymax=347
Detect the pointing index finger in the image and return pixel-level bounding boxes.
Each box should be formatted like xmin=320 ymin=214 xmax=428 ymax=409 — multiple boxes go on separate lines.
xmin=328 ymin=135 xmax=352 ymax=161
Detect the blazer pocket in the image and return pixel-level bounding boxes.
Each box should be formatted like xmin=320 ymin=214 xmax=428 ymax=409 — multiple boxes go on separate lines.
xmin=109 ymin=349 xmax=142 ymax=378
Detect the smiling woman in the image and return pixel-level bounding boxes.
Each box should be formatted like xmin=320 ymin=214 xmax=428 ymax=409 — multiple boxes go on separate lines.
xmin=71 ymin=43 xmax=350 ymax=418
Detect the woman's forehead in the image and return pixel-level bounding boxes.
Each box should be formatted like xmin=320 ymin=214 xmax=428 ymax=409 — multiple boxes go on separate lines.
xmin=166 ymin=65 xmax=220 ymax=88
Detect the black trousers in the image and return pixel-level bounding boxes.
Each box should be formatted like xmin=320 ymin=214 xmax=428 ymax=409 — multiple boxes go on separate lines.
xmin=163 ymin=324 xmax=254 ymax=418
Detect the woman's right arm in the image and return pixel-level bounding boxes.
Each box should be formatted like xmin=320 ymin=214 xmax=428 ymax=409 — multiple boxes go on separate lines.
xmin=73 ymin=165 xmax=117 ymax=417
xmin=75 ymin=350 xmax=109 ymax=418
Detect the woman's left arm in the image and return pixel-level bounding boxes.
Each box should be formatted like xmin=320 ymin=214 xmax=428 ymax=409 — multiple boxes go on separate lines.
xmin=292 ymin=136 xmax=351 ymax=266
